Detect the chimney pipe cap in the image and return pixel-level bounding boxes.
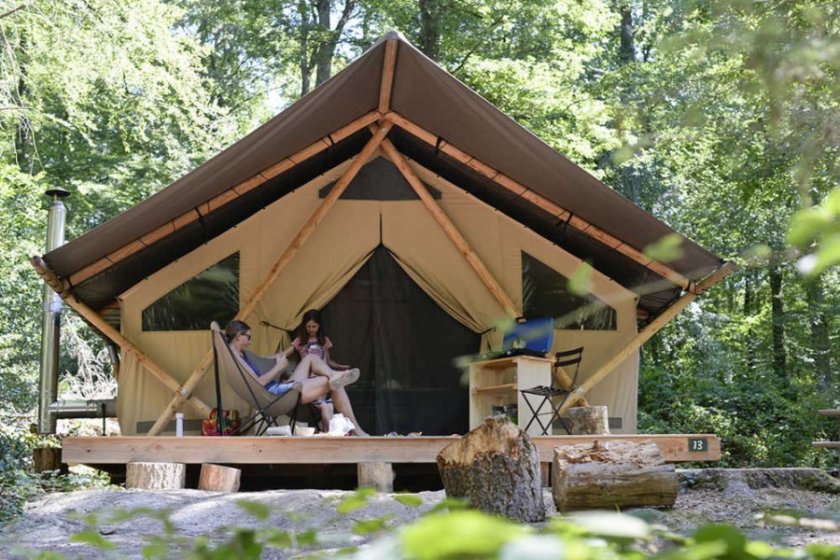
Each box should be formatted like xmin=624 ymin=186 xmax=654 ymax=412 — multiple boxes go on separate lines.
xmin=45 ymin=188 xmax=70 ymax=199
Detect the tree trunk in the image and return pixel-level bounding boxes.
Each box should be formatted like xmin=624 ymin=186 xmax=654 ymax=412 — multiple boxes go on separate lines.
xmin=298 ymin=0 xmax=312 ymax=96
xmin=437 ymin=417 xmax=545 ymax=522
xmin=126 ymin=462 xmax=186 ymax=490
xmin=619 ymin=5 xmax=635 ymax=64
xmin=743 ymin=270 xmax=757 ymax=373
xmin=552 ymin=440 xmax=677 ymax=512
xmin=768 ymin=262 xmax=787 ymax=380
xmin=568 ymin=406 xmax=610 ymax=435
xmin=418 ymin=0 xmax=441 ymax=61
xmin=804 ymin=277 xmax=831 ymax=387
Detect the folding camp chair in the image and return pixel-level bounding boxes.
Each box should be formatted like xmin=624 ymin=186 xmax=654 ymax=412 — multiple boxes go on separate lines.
xmin=210 ymin=321 xmax=303 ymax=436
xmin=519 ymin=346 xmax=584 ymax=435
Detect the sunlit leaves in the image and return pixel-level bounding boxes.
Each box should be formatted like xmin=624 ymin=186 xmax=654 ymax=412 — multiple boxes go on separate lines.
xmin=401 ymin=510 xmax=529 ymax=560
xmin=643 ymin=233 xmax=686 ymax=263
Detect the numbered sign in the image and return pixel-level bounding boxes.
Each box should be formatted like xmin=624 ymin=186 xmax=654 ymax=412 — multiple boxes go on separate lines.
xmin=688 ymin=437 xmax=708 ymax=452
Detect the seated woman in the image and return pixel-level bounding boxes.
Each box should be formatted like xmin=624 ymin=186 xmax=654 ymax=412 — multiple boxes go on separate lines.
xmin=225 ymin=320 xmax=368 ymax=436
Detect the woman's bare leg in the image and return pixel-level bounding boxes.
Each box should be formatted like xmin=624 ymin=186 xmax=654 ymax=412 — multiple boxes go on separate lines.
xmin=330 ymin=386 xmax=368 ymax=436
xmin=287 ymin=354 xmax=335 ymax=382
xmin=299 ymin=376 xmax=331 ymax=403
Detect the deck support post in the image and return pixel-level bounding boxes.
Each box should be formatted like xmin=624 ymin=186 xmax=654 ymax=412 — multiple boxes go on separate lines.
xmin=358 ymin=462 xmax=394 ymax=492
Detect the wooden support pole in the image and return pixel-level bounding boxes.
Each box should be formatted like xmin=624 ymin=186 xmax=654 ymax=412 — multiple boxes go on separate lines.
xmin=378 ymin=39 xmax=398 ymax=114
xmin=31 ymin=257 xmax=212 ymax=417
xmin=555 ymin=262 xmax=736 ymax=417
xmin=126 ymin=462 xmax=186 ymax=490
xmin=380 ymin=137 xmax=519 ymax=318
xmin=147 ymin=123 xmax=395 ymax=436
xmin=383 ymin=111 xmax=695 ymax=292
xmin=357 ymin=462 xmax=394 ymax=492
xmin=68 ymin=111 xmax=381 ymax=288
xmin=198 ymin=463 xmax=241 ymax=492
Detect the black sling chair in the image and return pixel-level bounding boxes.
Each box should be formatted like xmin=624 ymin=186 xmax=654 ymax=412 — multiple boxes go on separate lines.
xmin=210 ymin=321 xmax=303 ymax=436
xmin=519 ymin=346 xmax=584 ymax=435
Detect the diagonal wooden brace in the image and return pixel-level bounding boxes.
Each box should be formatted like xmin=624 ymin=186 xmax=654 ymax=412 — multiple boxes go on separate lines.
xmin=379 ymin=137 xmax=519 ymax=318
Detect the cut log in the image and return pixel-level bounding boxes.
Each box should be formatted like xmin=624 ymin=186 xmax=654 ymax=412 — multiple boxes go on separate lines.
xmin=552 ymin=440 xmax=678 ymax=512
xmin=568 ymin=406 xmax=610 ymax=435
xmin=33 ymin=447 xmax=63 ymax=473
xmin=357 ymin=462 xmax=394 ymax=492
xmin=437 ymin=416 xmax=545 ymax=522
xmin=125 ymin=462 xmax=186 ymax=490
xmin=198 ymin=464 xmax=241 ymax=492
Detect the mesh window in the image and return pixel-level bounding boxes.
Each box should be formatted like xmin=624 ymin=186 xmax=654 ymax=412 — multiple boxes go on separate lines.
xmin=142 ymin=253 xmax=240 ymax=331
xmin=522 ymin=252 xmax=616 ymax=330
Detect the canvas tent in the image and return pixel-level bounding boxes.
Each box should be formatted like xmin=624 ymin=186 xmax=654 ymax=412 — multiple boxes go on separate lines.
xmin=35 ymin=33 xmax=730 ymax=437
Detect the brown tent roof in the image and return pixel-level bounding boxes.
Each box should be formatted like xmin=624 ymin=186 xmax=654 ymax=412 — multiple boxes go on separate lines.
xmin=43 ymin=33 xmax=724 ymax=319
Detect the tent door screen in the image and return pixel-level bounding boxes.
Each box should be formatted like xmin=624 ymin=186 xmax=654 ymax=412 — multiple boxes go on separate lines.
xmin=321 ymin=246 xmax=477 ymax=435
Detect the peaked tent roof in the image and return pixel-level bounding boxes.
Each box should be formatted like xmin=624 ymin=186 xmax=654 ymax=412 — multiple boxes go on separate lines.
xmin=42 ymin=33 xmax=725 ymax=320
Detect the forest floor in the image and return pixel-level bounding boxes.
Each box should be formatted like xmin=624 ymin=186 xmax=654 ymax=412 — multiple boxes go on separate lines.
xmin=1 ymin=468 xmax=838 ymax=558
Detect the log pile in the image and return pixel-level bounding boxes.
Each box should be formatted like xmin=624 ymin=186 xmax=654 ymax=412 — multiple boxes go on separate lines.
xmin=437 ymin=417 xmax=545 ymax=522
xmin=552 ymin=440 xmax=677 ymax=512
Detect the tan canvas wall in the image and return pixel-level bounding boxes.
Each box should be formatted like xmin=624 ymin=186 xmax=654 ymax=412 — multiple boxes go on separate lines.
xmin=118 ymin=155 xmax=640 ymax=435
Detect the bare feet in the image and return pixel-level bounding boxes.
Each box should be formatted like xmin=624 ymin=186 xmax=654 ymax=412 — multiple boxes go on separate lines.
xmin=329 ymin=367 xmax=360 ymax=390
xmin=351 ymin=428 xmax=369 ymax=436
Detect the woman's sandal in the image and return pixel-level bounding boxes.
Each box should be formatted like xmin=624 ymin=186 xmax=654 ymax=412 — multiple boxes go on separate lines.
xmin=329 ymin=368 xmax=360 ymax=390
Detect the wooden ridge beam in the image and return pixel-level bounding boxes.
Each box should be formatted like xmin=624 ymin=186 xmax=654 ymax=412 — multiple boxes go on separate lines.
xmin=31 ymin=256 xmax=212 ymax=418
xmin=67 ymin=111 xmax=381 ymax=289
xmin=383 ymin=111 xmax=695 ymax=292
xmin=379 ymin=137 xmax=519 ymax=318
xmin=378 ymin=38 xmax=398 ymax=114
xmin=556 ymin=262 xmax=737 ymax=418
xmin=146 ymin=122 xmax=395 ymax=436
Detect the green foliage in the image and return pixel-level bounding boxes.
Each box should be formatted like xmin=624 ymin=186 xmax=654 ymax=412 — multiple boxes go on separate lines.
xmin=7 ymin=496 xmax=839 ymax=558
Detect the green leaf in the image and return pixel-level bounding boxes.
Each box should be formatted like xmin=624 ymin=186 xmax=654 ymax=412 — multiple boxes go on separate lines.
xmin=401 ymin=510 xmax=528 ymax=560
xmin=565 ymin=511 xmax=652 ymax=540
xmin=264 ymin=529 xmax=293 ymax=549
xmin=395 ymin=493 xmax=423 ymax=507
xmin=567 ymin=262 xmax=594 ymax=296
xmin=69 ymin=530 xmax=116 ymax=550
xmin=337 ymin=487 xmax=376 ymax=513
xmin=810 ymin=233 xmax=840 ymax=275
xmin=643 ymin=233 xmax=685 ymax=263
xmin=692 ymin=524 xmax=750 ymax=559
xmin=236 ymin=499 xmax=271 ymax=520
xmin=787 ymin=208 xmax=831 ymax=247
xmin=353 ymin=515 xmax=392 ymax=535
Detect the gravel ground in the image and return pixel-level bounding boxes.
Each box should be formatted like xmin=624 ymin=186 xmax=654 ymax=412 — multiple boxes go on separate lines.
xmin=1 ymin=468 xmax=838 ymax=559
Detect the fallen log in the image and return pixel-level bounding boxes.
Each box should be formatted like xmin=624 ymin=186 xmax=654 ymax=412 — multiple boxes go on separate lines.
xmin=437 ymin=416 xmax=545 ymax=522
xmin=552 ymin=440 xmax=677 ymax=512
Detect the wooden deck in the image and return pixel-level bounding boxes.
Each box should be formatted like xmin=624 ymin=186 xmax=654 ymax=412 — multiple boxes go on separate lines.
xmin=63 ymin=434 xmax=720 ymax=465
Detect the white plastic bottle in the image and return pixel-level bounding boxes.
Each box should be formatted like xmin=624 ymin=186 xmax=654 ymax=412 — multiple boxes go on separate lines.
xmin=175 ymin=413 xmax=184 ymax=437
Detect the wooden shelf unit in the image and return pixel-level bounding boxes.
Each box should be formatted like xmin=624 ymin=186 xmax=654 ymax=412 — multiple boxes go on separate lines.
xmin=468 ymin=355 xmax=553 ymax=437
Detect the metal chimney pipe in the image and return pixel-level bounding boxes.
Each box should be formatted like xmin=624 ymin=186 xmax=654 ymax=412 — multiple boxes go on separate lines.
xmin=37 ymin=188 xmax=70 ymax=434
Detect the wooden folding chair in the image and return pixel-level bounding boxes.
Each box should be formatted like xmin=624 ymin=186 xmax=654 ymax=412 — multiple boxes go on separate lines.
xmin=519 ymin=346 xmax=584 ymax=435
xmin=210 ymin=322 xmax=303 ymax=435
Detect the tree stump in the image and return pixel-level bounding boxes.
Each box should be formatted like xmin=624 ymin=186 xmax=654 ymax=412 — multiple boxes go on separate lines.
xmin=437 ymin=416 xmax=545 ymax=522
xmin=33 ymin=447 xmax=63 ymax=473
xmin=568 ymin=406 xmax=610 ymax=435
xmin=125 ymin=462 xmax=186 ymax=490
xmin=358 ymin=462 xmax=394 ymax=492
xmin=198 ymin=464 xmax=241 ymax=492
xmin=552 ymin=440 xmax=678 ymax=512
